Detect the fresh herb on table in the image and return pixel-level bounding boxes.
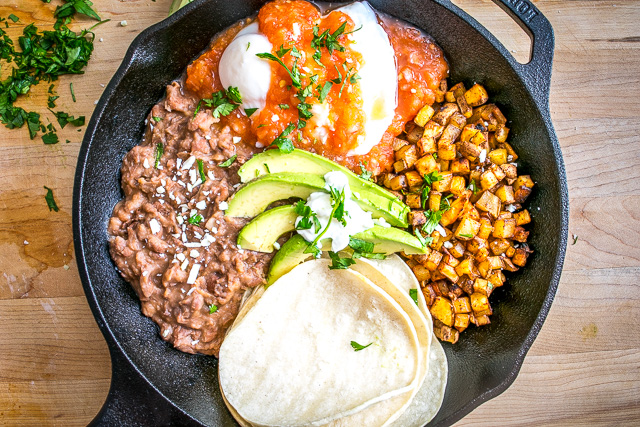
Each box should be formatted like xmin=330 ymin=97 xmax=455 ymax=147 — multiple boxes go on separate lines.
xmin=44 ymin=186 xmax=59 ymax=211
xmin=42 ymin=0 xmax=102 ymax=25
xmin=409 ymin=289 xmax=419 ymax=306
xmin=154 ymin=142 xmax=163 ymax=169
xmin=268 ymin=123 xmax=296 ymax=153
xmin=51 ymin=110 xmax=85 ymax=128
xmin=187 ymin=214 xmax=203 ymax=225
xmin=69 ymin=82 xmax=76 ymax=102
xmin=194 ymin=86 xmax=242 ymax=118
xmin=196 ymin=159 xmax=207 ymax=182
xmin=350 ymin=340 xmax=372 ymax=352
xmin=219 ymin=154 xmax=237 ymax=168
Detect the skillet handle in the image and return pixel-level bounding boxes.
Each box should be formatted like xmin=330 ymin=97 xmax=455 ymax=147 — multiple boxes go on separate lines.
xmin=89 ymin=346 xmax=200 ymax=426
xmin=490 ymin=0 xmax=555 ymax=108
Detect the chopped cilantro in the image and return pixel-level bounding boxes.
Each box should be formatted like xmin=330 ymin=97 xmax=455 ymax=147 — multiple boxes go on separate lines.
xmin=219 ymin=154 xmax=237 ymax=168
xmin=275 ymin=44 xmax=291 ymax=58
xmin=69 ymin=82 xmax=76 ymax=102
xmin=409 ymin=289 xmax=419 ymax=306
xmin=294 ymin=200 xmax=321 ymax=233
xmin=44 ymin=186 xmax=59 ymax=211
xmin=263 ymin=163 xmax=270 ymax=173
xmin=209 ymin=304 xmax=218 ymax=314
xmin=8 ymin=14 xmax=19 ymax=23
xmin=187 ymin=214 xmax=203 ymax=225
xmin=196 ymin=159 xmax=207 ymax=182
xmin=468 ymin=179 xmax=479 ymax=194
xmin=328 ymin=251 xmax=356 ymax=270
xmin=152 ymin=116 xmax=162 ymax=122
xmin=318 ymin=81 xmax=332 ymax=103
xmin=42 ymin=131 xmax=59 ymax=144
xmin=52 ymin=110 xmax=84 ymax=128
xmin=154 ymin=142 xmax=163 ymax=168
xmin=278 ymin=103 xmax=290 ymax=110
xmin=256 ymin=52 xmax=301 ymax=88
xmin=244 ymin=107 xmax=258 ymax=117
xmin=195 ymin=86 xmax=242 ymax=118
xmin=350 ymin=340 xmax=372 ymax=351
xmin=358 ymin=161 xmax=372 ymax=181
xmin=268 ymin=123 xmax=296 ymax=153
xmin=459 ymin=233 xmax=474 ymax=238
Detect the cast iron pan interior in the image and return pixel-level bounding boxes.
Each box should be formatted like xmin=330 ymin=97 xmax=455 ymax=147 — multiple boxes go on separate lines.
xmin=73 ymin=0 xmax=568 ymax=425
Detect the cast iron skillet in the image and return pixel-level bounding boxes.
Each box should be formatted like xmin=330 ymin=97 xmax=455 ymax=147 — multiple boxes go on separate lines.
xmin=73 ymin=0 xmax=568 ymax=425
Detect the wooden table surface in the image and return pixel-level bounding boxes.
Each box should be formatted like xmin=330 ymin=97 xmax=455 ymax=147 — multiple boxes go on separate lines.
xmin=1 ymin=0 xmax=638 ymax=425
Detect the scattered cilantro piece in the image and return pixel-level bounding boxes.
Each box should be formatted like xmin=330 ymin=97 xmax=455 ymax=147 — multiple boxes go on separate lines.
xmin=304 ymin=186 xmax=346 ymax=256
xmin=328 ymin=251 xmax=356 ymax=270
xmin=219 ymin=154 xmax=236 ymax=168
xmin=263 ymin=163 xmax=270 ymax=173
xmin=47 ymin=95 xmax=59 ymax=108
xmin=8 ymin=14 xmax=19 ymax=23
xmin=154 ymin=142 xmax=163 ymax=168
xmin=294 ymin=200 xmax=321 ymax=233
xmin=42 ymin=131 xmax=59 ymax=144
xmin=459 ymin=233 xmax=473 ymax=238
xmin=152 ymin=116 xmax=162 ymax=122
xmin=278 ymin=103 xmax=290 ymax=110
xmin=268 ymin=123 xmax=296 ymax=153
xmin=43 ymin=186 xmax=59 ymax=211
xmin=409 ymin=289 xmax=419 ymax=306
xmin=358 ymin=161 xmax=372 ymax=181
xmin=348 ymin=237 xmax=374 ymax=255
xmin=467 ymin=178 xmax=479 ymax=194
xmin=317 ymin=81 xmax=332 ymax=103
xmin=209 ymin=304 xmax=218 ymax=314
xmin=50 ymin=0 xmax=102 ymax=24
xmin=244 ymin=107 xmax=257 ymax=117
xmin=256 ymin=52 xmax=301 ymax=88
xmin=350 ymin=340 xmax=372 ymax=351
xmin=572 ymin=235 xmax=578 ymax=245
xmin=414 ymin=227 xmax=433 ymax=248
xmin=187 ymin=214 xmax=203 ymax=225
xmin=195 ymin=86 xmax=243 ymax=118
xmin=52 ymin=110 xmax=84 ymax=128
xmin=275 ymin=44 xmax=291 ymax=58
xmin=246 ymin=42 xmax=250 ymax=51
xmin=69 ymin=82 xmax=76 ymax=102
xmin=196 ymin=159 xmax=207 ymax=182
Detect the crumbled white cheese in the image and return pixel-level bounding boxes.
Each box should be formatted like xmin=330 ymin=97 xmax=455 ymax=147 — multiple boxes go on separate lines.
xmin=273 ymin=242 xmax=281 ymax=250
xmin=505 ymin=204 xmax=517 ymax=212
xmin=443 ymin=241 xmax=453 ymax=249
xmin=292 ymin=22 xmax=301 ymax=38
xmin=120 ymin=20 xmax=127 ymax=27
xmin=156 ymin=186 xmax=165 ymax=194
xmin=182 ymin=155 xmax=196 ymax=170
xmin=189 ymin=169 xmax=197 ymax=184
xmin=219 ymin=201 xmax=229 ymax=211
xmin=479 ymin=149 xmax=487 ymax=163
xmin=187 ymin=287 xmax=196 ymax=296
xmin=271 ymin=114 xmax=279 ymax=122
xmin=435 ymin=224 xmax=447 ymax=237
xmin=176 ymin=158 xmax=183 ymax=169
xmin=232 ymin=136 xmax=242 ymax=144
xmin=255 ymin=142 xmax=264 ymax=148
xmin=143 ymin=158 xmax=150 ymax=169
xmin=207 ymin=171 xmax=216 ymax=180
xmin=23 ymin=240 xmax=29 ymax=245
xmin=142 ymin=271 xmax=149 ymax=277
xmin=176 ymin=253 xmax=186 ymax=262
xmin=187 ymin=183 xmax=193 ymax=192
xmin=180 ymin=259 xmax=189 ymax=271
xmin=196 ymin=201 xmax=207 ymax=210
xmin=190 ymin=209 xmax=198 ymax=217
xmin=161 ymin=179 xmax=166 ymax=186
xmin=186 ymin=264 xmax=200 ymax=284
xmin=149 ymin=218 xmax=161 ymax=234
xmin=190 ymin=249 xmax=200 ymax=258
xmin=184 ymin=242 xmax=202 ymax=248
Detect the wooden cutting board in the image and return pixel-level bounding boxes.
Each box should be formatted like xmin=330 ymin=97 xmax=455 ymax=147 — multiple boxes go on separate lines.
xmin=0 ymin=0 xmax=638 ymax=425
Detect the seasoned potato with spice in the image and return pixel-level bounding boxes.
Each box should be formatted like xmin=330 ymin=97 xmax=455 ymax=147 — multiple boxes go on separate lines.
xmin=381 ymin=79 xmax=534 ymax=343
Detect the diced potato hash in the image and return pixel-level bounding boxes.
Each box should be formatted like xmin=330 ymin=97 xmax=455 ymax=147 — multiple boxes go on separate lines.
xmin=382 ymin=80 xmax=534 ymax=344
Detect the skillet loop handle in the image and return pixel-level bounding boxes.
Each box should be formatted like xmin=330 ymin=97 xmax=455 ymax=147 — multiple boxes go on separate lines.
xmin=491 ymin=0 xmax=555 ymax=108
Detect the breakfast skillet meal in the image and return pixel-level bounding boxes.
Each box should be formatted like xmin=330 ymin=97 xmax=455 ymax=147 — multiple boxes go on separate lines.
xmin=107 ymin=0 xmax=535 ymax=424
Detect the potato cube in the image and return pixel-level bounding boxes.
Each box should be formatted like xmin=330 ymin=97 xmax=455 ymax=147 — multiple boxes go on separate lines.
xmin=432 ymin=103 xmax=459 ymax=126
xmin=493 ymin=218 xmax=517 ymax=239
xmin=487 ymin=271 xmax=505 ymax=289
xmin=383 ymin=173 xmax=397 ymax=189
xmin=405 ymin=170 xmax=423 ymax=190
xmin=414 ymin=104 xmax=435 ymax=127
xmin=470 ymin=292 xmax=490 ymax=313
xmin=408 ymin=210 xmax=427 ymax=227
xmin=432 ymin=171 xmax=453 ymax=192
xmin=438 ymin=262 xmax=459 ymax=282
xmin=487 ymin=256 xmax=504 ymax=269
xmin=489 ymin=238 xmax=511 ymax=256
xmin=449 ymin=176 xmax=467 ymax=196
xmin=460 ymin=125 xmax=480 ymax=143
xmin=425 ymin=250 xmax=443 ymax=271
xmin=454 ymin=216 xmax=481 ymax=240
xmin=495 ymin=185 xmax=516 ymax=204
xmin=430 ymin=296 xmax=454 ymax=327
xmin=450 ymin=158 xmax=470 ymax=175
xmin=473 ymin=315 xmax=491 ymax=327
xmin=512 ymin=247 xmax=532 ymax=267
xmin=488 ymin=148 xmax=508 ymax=166
xmin=506 ymin=245 xmax=516 ymax=258
xmin=473 ymin=278 xmax=494 ymax=297
xmin=423 ymin=121 xmax=445 ymax=139
xmin=454 ymin=257 xmax=475 ymax=277
xmin=477 ymin=217 xmax=494 ymax=240
xmin=437 ymin=143 xmax=457 ymax=161
xmin=405 ymin=193 xmax=422 ymax=209
xmin=475 ymin=306 xmax=493 ymax=317
xmin=514 ymin=209 xmax=531 ymax=226
xmin=442 ymin=252 xmax=460 ymax=268
xmin=492 ymin=106 xmax=507 ymax=125
xmin=495 ymin=125 xmax=510 ymax=143
xmin=422 ymin=285 xmax=436 ymax=306
xmin=415 ymin=154 xmax=439 ymax=177
xmin=477 ymin=260 xmax=491 ymax=278
xmin=500 ymin=163 xmax=518 ymax=179
xmin=475 ymin=190 xmax=501 ymax=218
xmin=449 ymin=112 xmax=468 ymax=129
xmin=439 ymin=124 xmax=462 ymax=147
xmin=449 ymin=240 xmax=466 ymax=258
xmin=459 ymin=141 xmax=481 ymax=162
xmin=514 ymin=186 xmax=532 ymax=203
xmin=396 ymin=144 xmax=418 ymax=168
xmin=428 ymin=191 xmax=441 ymax=212
xmin=464 ymin=84 xmax=489 ymax=107
xmin=417 ymin=136 xmax=437 ymax=155
xmin=460 ymin=200 xmax=481 ymax=221
xmin=480 ymin=169 xmax=499 ymax=190
xmin=500 ymin=141 xmax=518 ymax=161
xmin=393 ymin=137 xmax=409 ymax=151
xmin=490 ymin=164 xmax=506 ymax=181
xmin=434 ymin=322 xmax=459 ymax=343
xmin=393 ymin=159 xmax=408 ymax=174
xmin=440 ymin=195 xmax=468 ymax=227
xmin=502 ymin=257 xmax=519 ymax=272
xmin=389 ymin=174 xmax=407 ymax=190
xmin=411 ymin=263 xmax=431 ymax=282
xmin=514 ymin=175 xmax=534 ymax=191
xmin=454 ymin=314 xmax=471 ymax=332
xmin=453 ymin=296 xmax=472 ymax=314
xmin=513 ymin=226 xmax=530 ymax=243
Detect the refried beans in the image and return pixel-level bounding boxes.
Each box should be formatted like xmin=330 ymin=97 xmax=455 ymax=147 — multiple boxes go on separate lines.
xmin=108 ymin=0 xmax=448 ymax=357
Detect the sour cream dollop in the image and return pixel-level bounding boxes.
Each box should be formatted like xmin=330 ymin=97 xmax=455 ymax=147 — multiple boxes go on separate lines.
xmin=296 ymin=171 xmax=374 ymax=252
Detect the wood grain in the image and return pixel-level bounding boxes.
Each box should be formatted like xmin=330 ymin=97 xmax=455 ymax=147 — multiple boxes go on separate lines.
xmin=0 ymin=0 xmax=639 ymax=425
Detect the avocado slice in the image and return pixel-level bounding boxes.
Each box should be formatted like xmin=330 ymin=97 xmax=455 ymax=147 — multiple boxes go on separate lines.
xmin=237 ymin=205 xmax=298 ymax=253
xmin=266 ymin=235 xmax=330 ymax=285
xmin=237 ymin=149 xmax=409 ymax=227
xmin=225 ymin=173 xmax=325 ymax=218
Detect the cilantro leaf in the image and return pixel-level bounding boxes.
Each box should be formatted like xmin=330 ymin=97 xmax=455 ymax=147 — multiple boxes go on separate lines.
xmin=268 ymin=123 xmax=296 ymax=153
xmin=318 ymin=81 xmax=332 ymax=103
xmin=350 ymin=340 xmax=372 ymax=351
xmin=256 ymin=52 xmax=301 ymax=88
xmin=358 ymin=161 xmax=372 ymax=181
xmin=328 ymin=251 xmax=356 ymax=270
xmin=44 ymin=186 xmax=59 ymax=212
xmin=154 ymin=142 xmax=163 ymax=168
xmin=196 ymin=159 xmax=207 ymax=182
xmin=188 ymin=214 xmax=203 ymax=225
xmin=244 ymin=107 xmax=258 ymax=117
xmin=42 ymin=131 xmax=59 ymax=144
xmin=219 ymin=154 xmax=237 ymax=168
xmin=409 ymin=289 xmax=419 ymax=306
xmin=52 ymin=110 xmax=84 ymax=128
xmin=209 ymin=304 xmax=218 ymax=314
xmin=348 ymin=237 xmax=374 ymax=254
xmin=196 ymin=87 xmax=242 ymax=118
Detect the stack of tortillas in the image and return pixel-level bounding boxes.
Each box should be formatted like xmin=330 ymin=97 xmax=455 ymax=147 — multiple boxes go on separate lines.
xmin=219 ymin=255 xmax=447 ymax=426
